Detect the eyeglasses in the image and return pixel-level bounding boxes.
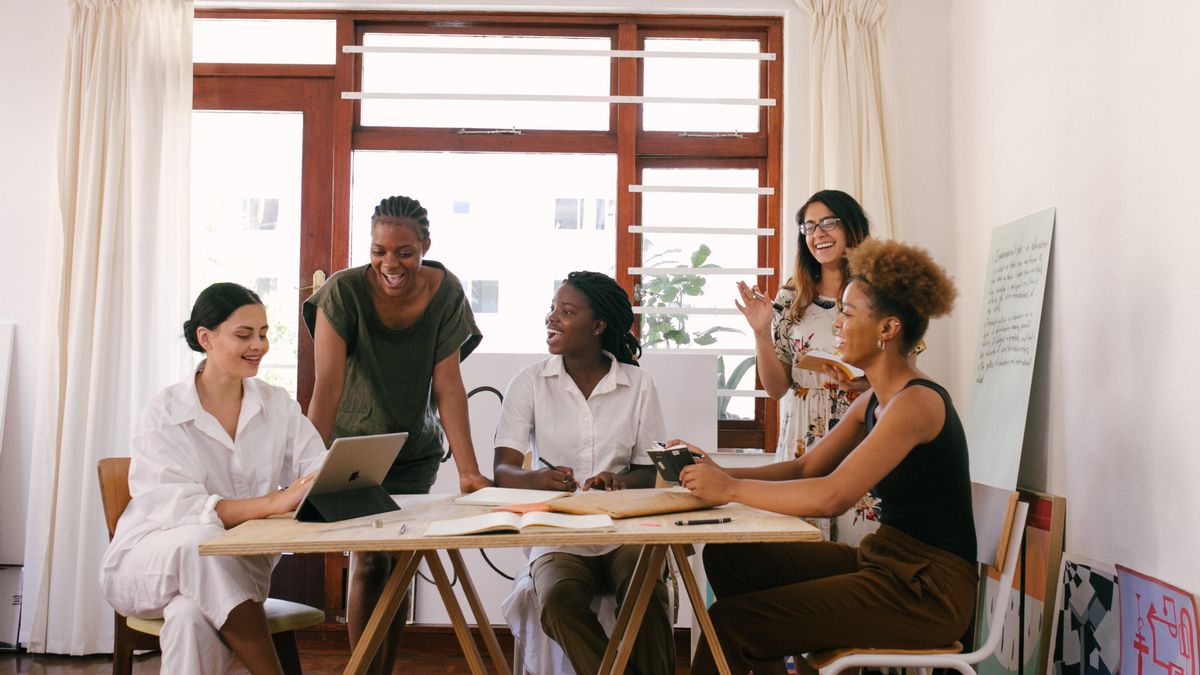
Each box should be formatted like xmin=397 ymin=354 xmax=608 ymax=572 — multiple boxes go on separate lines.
xmin=799 ymin=217 xmax=842 ymax=236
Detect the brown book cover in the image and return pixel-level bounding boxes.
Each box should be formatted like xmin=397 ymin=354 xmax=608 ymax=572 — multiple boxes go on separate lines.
xmin=548 ymin=488 xmax=719 ymax=519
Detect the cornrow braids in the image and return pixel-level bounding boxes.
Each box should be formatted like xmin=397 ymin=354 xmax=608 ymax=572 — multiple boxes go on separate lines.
xmin=372 ymin=195 xmax=430 ymax=240
xmin=563 ymin=271 xmax=642 ymax=366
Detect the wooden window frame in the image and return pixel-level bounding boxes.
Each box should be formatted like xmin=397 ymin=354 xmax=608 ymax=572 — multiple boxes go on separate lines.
xmin=195 ymin=9 xmax=783 ymax=454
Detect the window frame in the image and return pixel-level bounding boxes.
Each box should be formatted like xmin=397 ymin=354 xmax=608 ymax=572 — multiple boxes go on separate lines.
xmin=195 ymin=8 xmax=783 ymax=453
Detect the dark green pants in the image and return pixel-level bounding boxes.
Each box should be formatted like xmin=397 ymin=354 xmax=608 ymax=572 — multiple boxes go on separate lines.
xmin=691 ymin=526 xmax=978 ymax=675
xmin=531 ymin=545 xmax=675 ymax=675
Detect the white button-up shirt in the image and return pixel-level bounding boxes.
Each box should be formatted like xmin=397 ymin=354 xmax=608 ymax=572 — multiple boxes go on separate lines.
xmin=102 ymin=365 xmax=327 ymax=571
xmin=494 ymin=353 xmax=665 ymax=561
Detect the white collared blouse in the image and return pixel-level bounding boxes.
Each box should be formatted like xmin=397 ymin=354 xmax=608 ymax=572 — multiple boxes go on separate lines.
xmin=494 ymin=352 xmax=665 ymax=560
xmin=102 ymin=365 xmax=327 ymax=567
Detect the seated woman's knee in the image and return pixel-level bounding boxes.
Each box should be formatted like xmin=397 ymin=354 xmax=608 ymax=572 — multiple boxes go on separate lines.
xmin=538 ymin=575 xmax=593 ymax=612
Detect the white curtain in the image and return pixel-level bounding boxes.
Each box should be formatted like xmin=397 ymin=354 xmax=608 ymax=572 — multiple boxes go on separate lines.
xmin=799 ymin=0 xmax=896 ymax=239
xmin=21 ymin=0 xmax=192 ymax=654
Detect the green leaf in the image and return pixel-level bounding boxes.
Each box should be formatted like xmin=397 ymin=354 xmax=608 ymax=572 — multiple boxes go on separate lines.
xmin=725 ymin=357 xmax=757 ymax=389
xmin=664 ymin=329 xmax=689 ymax=345
xmin=690 ymin=244 xmax=712 ymax=267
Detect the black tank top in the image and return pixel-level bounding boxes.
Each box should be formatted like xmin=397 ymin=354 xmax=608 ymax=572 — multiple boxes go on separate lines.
xmin=866 ymin=379 xmax=976 ymax=563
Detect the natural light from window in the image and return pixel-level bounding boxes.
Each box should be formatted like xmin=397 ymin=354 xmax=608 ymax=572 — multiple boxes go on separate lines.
xmin=191 ymin=111 xmax=302 ymax=396
xmin=350 ymin=151 xmax=617 ymax=354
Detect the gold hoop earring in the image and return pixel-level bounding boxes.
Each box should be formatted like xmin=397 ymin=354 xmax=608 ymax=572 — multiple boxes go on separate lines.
xmin=876 ymin=339 xmax=886 ymax=351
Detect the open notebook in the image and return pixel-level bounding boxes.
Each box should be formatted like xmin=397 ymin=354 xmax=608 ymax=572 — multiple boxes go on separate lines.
xmin=424 ymin=511 xmax=615 ymax=537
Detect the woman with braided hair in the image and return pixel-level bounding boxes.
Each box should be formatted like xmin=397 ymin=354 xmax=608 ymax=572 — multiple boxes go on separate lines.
xmin=303 ymin=195 xmax=490 ymax=675
xmin=492 ymin=270 xmax=675 ymax=675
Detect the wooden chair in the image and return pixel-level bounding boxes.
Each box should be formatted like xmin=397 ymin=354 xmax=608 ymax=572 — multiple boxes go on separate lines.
xmin=97 ymin=457 xmax=324 ymax=675
xmin=803 ymin=482 xmax=1030 ymax=675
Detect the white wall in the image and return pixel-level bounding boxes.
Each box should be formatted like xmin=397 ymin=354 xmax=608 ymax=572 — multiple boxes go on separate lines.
xmin=0 ymin=0 xmax=67 ymax=564
xmin=948 ymin=1 xmax=1200 ymax=589
xmin=884 ymin=0 xmax=954 ymax=382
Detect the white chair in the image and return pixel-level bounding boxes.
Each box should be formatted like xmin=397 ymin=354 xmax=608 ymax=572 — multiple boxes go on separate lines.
xmin=506 ymin=452 xmax=681 ymax=675
xmin=804 ymin=483 xmax=1029 ymax=675
xmin=504 ymin=560 xmax=620 ymax=675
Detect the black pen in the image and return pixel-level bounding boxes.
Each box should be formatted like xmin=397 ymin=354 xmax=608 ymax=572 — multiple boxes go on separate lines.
xmin=675 ymin=517 xmax=733 ymax=526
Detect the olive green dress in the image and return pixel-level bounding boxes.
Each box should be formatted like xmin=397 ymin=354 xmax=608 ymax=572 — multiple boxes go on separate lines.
xmin=303 ymin=261 xmax=481 ymax=494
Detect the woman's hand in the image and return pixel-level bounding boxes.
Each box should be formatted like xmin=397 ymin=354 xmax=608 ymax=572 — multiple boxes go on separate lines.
xmin=536 ymin=466 xmax=578 ymax=492
xmin=666 ymin=439 xmax=725 ymax=471
xmin=735 ymin=281 xmax=775 ymax=337
xmin=274 ymin=472 xmax=317 ymax=514
xmin=459 ymin=472 xmax=493 ymax=494
xmin=822 ymin=366 xmax=871 ymax=394
xmin=678 ymin=463 xmax=734 ymax=504
xmin=583 ymin=471 xmax=625 ymax=491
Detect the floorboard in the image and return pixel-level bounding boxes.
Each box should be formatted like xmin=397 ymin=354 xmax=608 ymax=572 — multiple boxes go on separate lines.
xmin=0 ymin=627 xmax=693 ymax=674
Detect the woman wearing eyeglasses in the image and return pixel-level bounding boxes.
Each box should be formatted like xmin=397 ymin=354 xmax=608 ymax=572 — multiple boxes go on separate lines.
xmin=737 ymin=190 xmax=871 ymax=465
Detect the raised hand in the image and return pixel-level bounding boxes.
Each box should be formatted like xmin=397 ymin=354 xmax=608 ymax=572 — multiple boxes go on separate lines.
xmin=735 ymin=281 xmax=775 ymax=337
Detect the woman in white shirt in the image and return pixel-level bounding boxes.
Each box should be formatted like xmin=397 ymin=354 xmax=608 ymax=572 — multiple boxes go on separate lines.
xmin=493 ymin=271 xmax=674 ymax=675
xmin=100 ymin=283 xmax=327 ymax=675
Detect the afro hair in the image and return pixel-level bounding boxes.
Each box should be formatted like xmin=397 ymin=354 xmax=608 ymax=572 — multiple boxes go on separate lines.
xmin=846 ymin=239 xmax=957 ymax=350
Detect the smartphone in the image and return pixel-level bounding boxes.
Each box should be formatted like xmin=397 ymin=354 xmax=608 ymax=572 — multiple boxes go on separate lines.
xmin=647 ymin=444 xmax=696 ymax=484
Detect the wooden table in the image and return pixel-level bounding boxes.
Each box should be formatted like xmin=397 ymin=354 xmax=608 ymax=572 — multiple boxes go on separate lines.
xmin=200 ymin=494 xmax=821 ymax=675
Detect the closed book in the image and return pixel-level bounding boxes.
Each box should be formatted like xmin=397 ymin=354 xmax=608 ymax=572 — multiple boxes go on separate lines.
xmin=794 ymin=350 xmax=865 ymax=381
xmin=453 ymin=486 xmax=571 ymax=507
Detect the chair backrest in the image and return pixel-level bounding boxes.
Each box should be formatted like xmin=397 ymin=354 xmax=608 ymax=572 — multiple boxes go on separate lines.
xmin=965 ymin=484 xmax=1028 ymax=662
xmin=971 ymin=482 xmax=1019 ymax=569
xmin=97 ymin=457 xmax=132 ymax=541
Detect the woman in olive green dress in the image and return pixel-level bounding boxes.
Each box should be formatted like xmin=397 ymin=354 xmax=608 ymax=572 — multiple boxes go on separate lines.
xmin=304 ymin=195 xmax=491 ymax=675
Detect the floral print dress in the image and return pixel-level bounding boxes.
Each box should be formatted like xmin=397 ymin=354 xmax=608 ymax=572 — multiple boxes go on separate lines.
xmin=770 ymin=287 xmax=857 ymax=462
xmin=770 ymin=288 xmax=880 ymax=540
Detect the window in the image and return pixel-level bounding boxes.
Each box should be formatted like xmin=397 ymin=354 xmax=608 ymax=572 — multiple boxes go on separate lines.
xmin=242 ymin=198 xmax=279 ymax=230
xmin=470 ymin=280 xmax=500 ymax=314
xmin=254 ymin=277 xmax=278 ymax=296
xmin=555 ymin=198 xmax=583 ymax=230
xmin=195 ymin=10 xmax=783 ymax=452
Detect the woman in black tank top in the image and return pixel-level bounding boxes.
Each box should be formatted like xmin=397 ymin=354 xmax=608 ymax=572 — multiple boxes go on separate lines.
xmin=678 ymin=239 xmax=977 ymax=675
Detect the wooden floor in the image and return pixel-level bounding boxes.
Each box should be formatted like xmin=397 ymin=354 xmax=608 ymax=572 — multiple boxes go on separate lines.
xmin=0 ymin=628 xmax=694 ymax=674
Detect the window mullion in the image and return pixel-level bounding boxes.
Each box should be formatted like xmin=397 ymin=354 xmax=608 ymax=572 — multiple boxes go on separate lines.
xmin=615 ymin=22 xmax=640 ymax=307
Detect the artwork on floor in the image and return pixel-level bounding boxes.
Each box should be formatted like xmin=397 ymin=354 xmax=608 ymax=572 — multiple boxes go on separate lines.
xmin=1048 ymin=555 xmax=1121 ymax=675
xmin=1116 ymin=565 xmax=1198 ymax=675
xmin=977 ymin=490 xmax=1067 ymax=675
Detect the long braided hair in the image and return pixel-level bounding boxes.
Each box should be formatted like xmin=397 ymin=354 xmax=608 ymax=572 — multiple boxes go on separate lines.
xmin=372 ymin=195 xmax=430 ymax=240
xmin=563 ymin=271 xmax=642 ymax=366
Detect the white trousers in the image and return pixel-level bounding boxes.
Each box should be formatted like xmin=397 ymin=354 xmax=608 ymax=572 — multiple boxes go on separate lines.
xmin=102 ymin=524 xmax=277 ymax=675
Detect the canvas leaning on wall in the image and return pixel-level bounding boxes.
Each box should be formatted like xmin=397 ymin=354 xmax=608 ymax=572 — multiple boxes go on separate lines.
xmin=1116 ymin=565 xmax=1198 ymax=675
xmin=977 ymin=490 xmax=1067 ymax=675
xmin=1047 ymin=555 xmax=1121 ymax=675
